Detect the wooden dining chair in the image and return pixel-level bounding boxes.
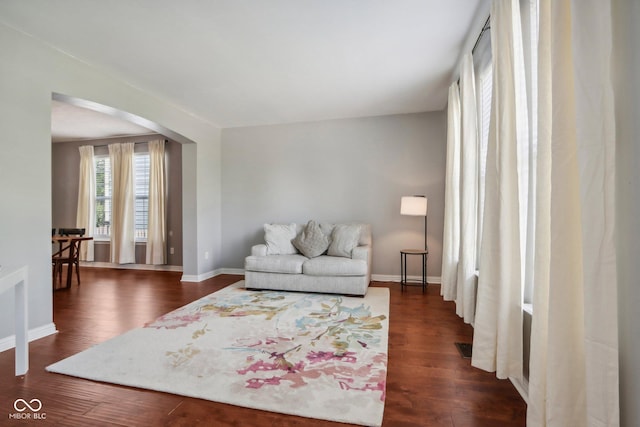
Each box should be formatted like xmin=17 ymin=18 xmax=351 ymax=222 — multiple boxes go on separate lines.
xmin=52 ymin=240 xmax=72 ymax=290
xmin=59 ymin=228 xmax=85 ymax=237
xmin=53 ymin=228 xmax=85 ymax=289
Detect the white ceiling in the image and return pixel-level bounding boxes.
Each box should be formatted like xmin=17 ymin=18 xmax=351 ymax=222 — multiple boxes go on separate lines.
xmin=1 ymin=0 xmax=487 ymax=136
xmin=51 ymin=100 xmax=154 ymax=143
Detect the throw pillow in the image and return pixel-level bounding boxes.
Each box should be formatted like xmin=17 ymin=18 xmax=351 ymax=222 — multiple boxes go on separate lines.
xmin=292 ymin=220 xmax=330 ymax=258
xmin=264 ymin=223 xmax=298 ymax=255
xmin=327 ymin=224 xmax=361 ymax=258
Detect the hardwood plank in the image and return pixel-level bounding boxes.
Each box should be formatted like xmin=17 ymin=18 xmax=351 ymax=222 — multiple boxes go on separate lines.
xmin=0 ymin=269 xmax=526 ymax=426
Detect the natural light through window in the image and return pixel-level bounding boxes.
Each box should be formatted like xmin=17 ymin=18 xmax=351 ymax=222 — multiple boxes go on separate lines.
xmin=94 ymin=153 xmax=150 ymax=241
xmin=476 ymin=63 xmax=492 ymax=259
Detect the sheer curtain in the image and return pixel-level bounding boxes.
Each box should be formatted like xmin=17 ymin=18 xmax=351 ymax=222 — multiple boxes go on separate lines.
xmin=146 ymin=140 xmax=166 ymax=265
xmin=76 ymin=145 xmax=95 ymax=261
xmin=109 ymin=143 xmax=136 ymax=264
xmin=527 ymin=0 xmax=619 ymax=425
xmin=472 ymin=0 xmax=526 ymax=380
xmin=440 ymin=83 xmax=461 ymax=302
xmin=456 ymin=52 xmax=479 ymax=324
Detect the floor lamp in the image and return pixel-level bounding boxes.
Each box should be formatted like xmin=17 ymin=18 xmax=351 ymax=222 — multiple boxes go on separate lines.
xmin=400 ymin=195 xmax=428 ymax=250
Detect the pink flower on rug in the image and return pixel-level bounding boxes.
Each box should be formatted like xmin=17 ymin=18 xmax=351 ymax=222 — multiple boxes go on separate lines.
xmin=306 ymin=351 xmax=357 ymax=364
xmin=339 ymin=380 xmax=387 ymax=401
xmin=238 ymin=358 xmax=305 ymax=376
xmin=246 ymin=376 xmax=283 ymax=388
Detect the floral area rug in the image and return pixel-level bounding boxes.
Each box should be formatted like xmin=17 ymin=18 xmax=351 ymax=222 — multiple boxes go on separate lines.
xmin=47 ymin=281 xmax=389 ymax=426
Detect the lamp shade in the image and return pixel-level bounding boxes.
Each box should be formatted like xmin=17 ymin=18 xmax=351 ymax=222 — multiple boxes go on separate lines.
xmin=401 ymin=196 xmax=427 ymax=216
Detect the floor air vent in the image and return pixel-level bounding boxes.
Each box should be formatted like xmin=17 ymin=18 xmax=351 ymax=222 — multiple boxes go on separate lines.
xmin=455 ymin=342 xmax=473 ymax=359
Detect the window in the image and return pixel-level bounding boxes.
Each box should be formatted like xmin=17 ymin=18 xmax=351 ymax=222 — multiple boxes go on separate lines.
xmin=95 ymin=156 xmax=112 ymax=238
xmin=473 ymin=24 xmax=493 ymax=266
xmin=520 ymin=0 xmax=539 ymax=305
xmin=94 ymin=152 xmax=150 ymax=241
xmin=134 ymin=154 xmax=150 ymax=240
xmin=476 ymin=63 xmax=492 ymax=258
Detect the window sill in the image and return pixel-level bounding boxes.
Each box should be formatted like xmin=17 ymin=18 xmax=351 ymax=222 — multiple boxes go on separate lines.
xmin=475 ymin=269 xmax=533 ymax=315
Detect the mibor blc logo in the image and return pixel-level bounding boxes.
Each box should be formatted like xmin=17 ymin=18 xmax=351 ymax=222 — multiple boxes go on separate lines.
xmin=8 ymin=398 xmax=46 ymax=420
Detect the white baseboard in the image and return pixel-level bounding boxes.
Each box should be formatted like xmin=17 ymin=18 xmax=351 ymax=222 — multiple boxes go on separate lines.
xmin=80 ymin=262 xmax=183 ymax=272
xmin=216 ymin=268 xmax=245 ymax=276
xmin=510 ymin=376 xmax=529 ymax=404
xmin=180 ymin=268 xmax=244 ymax=283
xmin=181 ymin=271 xmax=215 ymax=282
xmin=0 ymin=322 xmax=58 ymax=353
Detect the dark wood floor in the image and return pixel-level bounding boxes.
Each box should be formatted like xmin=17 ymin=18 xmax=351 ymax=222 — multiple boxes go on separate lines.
xmin=0 ymin=269 xmax=526 ymax=426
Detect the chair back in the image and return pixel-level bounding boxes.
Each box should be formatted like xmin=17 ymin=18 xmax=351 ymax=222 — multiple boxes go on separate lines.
xmin=59 ymin=228 xmax=85 ymax=236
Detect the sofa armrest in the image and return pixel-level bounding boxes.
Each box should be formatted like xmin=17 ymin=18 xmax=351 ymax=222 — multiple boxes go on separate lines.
xmin=353 ymin=245 xmax=372 ymax=284
xmin=352 ymin=245 xmax=371 ymax=264
xmin=251 ymin=244 xmax=268 ymax=256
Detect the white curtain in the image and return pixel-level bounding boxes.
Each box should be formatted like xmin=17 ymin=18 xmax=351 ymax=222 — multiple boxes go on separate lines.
xmin=146 ymin=140 xmax=166 ymax=265
xmin=440 ymin=83 xmax=461 ymax=301
xmin=76 ymin=145 xmax=95 ymax=261
xmin=527 ymin=0 xmax=619 ymax=425
xmin=472 ymin=0 xmax=526 ymax=380
xmin=109 ymin=143 xmax=136 ymax=264
xmin=456 ymin=52 xmax=479 ymax=324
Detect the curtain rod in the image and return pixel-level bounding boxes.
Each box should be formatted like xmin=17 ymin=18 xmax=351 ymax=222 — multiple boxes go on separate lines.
xmin=472 ymin=16 xmax=491 ymax=54
xmin=456 ymin=15 xmax=491 ymax=86
xmin=92 ymin=139 xmax=168 ymax=149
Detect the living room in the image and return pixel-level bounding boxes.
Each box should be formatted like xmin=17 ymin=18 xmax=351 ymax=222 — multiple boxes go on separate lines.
xmin=1 ymin=1 xmax=639 ymax=426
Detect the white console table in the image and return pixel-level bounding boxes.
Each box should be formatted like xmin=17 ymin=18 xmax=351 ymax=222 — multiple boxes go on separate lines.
xmin=0 ymin=266 xmax=29 ymax=375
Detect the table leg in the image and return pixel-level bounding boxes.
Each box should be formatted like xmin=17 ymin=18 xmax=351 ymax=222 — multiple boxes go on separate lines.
xmin=66 ymin=263 xmax=72 ymax=289
xmin=400 ymin=253 xmax=405 ymax=292
xmin=422 ymin=254 xmax=426 ymax=293
xmin=15 ymin=277 xmax=28 ymax=375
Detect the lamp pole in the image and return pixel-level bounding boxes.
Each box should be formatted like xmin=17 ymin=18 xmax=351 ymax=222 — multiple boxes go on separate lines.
xmin=424 ymin=215 xmax=428 ymax=251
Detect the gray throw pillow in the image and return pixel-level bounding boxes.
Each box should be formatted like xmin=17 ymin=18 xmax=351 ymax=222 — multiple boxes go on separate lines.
xmin=264 ymin=223 xmax=298 ymax=255
xmin=292 ymin=220 xmax=330 ymax=258
xmin=327 ymin=224 xmax=361 ymax=258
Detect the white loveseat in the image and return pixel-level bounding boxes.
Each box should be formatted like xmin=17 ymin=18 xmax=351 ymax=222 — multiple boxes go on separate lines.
xmin=244 ymin=222 xmax=372 ymax=296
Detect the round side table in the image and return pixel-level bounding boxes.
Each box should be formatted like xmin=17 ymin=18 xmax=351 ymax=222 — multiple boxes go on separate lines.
xmin=400 ymin=249 xmax=428 ymax=293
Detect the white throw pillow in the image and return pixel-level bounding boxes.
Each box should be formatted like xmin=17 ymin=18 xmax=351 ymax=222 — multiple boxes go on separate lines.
xmin=292 ymin=220 xmax=330 ymax=258
xmin=327 ymin=224 xmax=362 ymax=258
xmin=264 ymin=223 xmax=298 ymax=255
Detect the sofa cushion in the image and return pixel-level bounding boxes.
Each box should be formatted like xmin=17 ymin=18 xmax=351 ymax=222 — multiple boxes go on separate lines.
xmin=327 ymin=224 xmax=361 ymax=257
xmin=245 ymin=254 xmax=308 ymax=274
xmin=292 ymin=220 xmax=330 ymax=258
xmin=302 ymin=256 xmax=368 ymax=276
xmin=264 ymin=223 xmax=298 ymax=255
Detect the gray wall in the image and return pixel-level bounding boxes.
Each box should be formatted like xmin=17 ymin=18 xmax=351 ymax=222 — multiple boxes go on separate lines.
xmin=221 ymin=111 xmax=446 ymax=279
xmin=51 ymin=136 xmax=183 ymax=266
xmin=0 ymin=21 xmax=221 ymax=342
xmin=613 ymin=2 xmax=640 ymax=426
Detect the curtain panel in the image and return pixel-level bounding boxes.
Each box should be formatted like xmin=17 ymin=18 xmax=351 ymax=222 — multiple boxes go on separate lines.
xmin=472 ymin=0 xmax=526 ymax=380
xmin=527 ymin=0 xmax=619 ymax=425
xmin=456 ymin=52 xmax=479 ymax=325
xmin=146 ymin=140 xmax=166 ymax=265
xmin=109 ymin=143 xmax=136 ymax=264
xmin=440 ymin=83 xmax=461 ymax=302
xmin=76 ymin=145 xmax=95 ymax=261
